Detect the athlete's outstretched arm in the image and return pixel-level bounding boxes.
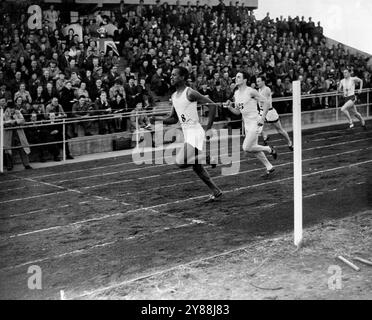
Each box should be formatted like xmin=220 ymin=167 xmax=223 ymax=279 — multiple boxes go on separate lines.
xmin=187 ymin=88 xmax=217 ymax=130
xmin=251 ymin=89 xmax=269 ymax=124
xmin=224 ymin=99 xmax=240 ymax=115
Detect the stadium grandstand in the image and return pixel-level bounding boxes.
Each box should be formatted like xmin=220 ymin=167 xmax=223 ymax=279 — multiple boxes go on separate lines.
xmin=0 ymin=0 xmax=371 ymax=166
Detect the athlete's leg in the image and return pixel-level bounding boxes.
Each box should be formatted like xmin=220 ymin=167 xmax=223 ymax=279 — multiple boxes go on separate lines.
xmin=261 ymin=123 xmax=269 ymax=144
xmin=175 ymin=143 xmax=192 ymax=169
xmin=193 ymin=163 xmax=222 ymax=196
xmin=340 ymin=99 xmax=355 ymax=125
xmin=178 ymin=143 xmax=221 ymax=196
xmin=274 ymin=120 xmax=293 ymax=146
xmin=242 ymin=128 xmax=272 ymax=154
xmin=350 ymin=104 xmax=366 ymax=126
xmin=243 ymin=131 xmax=274 ymax=170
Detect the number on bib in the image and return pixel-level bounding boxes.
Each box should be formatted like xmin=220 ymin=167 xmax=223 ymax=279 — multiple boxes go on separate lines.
xmin=181 ymin=114 xmax=186 ymax=122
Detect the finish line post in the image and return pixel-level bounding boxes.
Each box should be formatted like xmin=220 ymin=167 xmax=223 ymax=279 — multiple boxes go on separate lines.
xmin=293 ymin=80 xmax=303 ymax=246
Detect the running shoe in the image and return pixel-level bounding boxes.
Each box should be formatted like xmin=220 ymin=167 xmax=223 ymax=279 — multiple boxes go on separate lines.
xmin=204 ymin=191 xmax=223 ymax=203
xmin=261 ymin=167 xmax=275 ymax=179
xmin=269 ymin=145 xmax=278 ymax=160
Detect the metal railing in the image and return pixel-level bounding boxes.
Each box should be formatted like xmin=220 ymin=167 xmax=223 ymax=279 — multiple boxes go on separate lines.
xmin=0 ymin=88 xmax=371 ymax=172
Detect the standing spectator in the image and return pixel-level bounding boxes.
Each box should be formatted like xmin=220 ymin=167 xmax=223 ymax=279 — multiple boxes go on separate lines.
xmin=24 ymin=102 xmax=49 ymax=163
xmin=2 ymin=99 xmax=32 ymax=170
xmin=60 ymin=81 xmax=76 ymax=117
xmin=43 ymin=5 xmax=59 ymax=31
xmin=45 ymin=97 xmax=74 ymax=160
xmin=72 ymin=95 xmax=94 ymax=136
xmin=210 ymin=82 xmax=227 ymax=121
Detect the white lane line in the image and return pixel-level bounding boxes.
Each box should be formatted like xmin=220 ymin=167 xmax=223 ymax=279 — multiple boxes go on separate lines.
xmin=143 ymin=158 xmax=372 ymax=209
xmin=1 ymin=134 xmax=369 ymax=205
xmin=0 ymin=219 xmax=205 ymax=272
xmin=5 ymin=148 xmax=369 ymax=239
xmin=1 ymin=176 xmax=368 ymax=273
xmin=37 ymin=133 xmax=371 ymax=186
xmin=76 ymin=138 xmax=372 ymax=191
xmin=8 ymin=205 xmax=70 ymax=218
xmin=6 ymin=176 xmax=131 ymax=207
xmin=311 ymin=130 xmax=365 ymax=142
xmin=6 ymin=125 xmax=367 ymax=183
xmin=68 ymin=204 xmax=370 ymax=300
xmin=0 ymin=190 xmax=72 ymax=204
xmin=121 ymin=145 xmax=370 ymax=196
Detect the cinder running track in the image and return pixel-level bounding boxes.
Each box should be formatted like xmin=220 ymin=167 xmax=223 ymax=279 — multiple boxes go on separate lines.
xmin=0 ymin=120 xmax=371 ymax=299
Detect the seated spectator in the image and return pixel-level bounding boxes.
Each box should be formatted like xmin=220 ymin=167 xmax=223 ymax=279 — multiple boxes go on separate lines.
xmin=70 ymin=72 xmax=82 ymax=90
xmin=110 ymin=93 xmax=128 ymax=131
xmin=55 ymin=73 xmax=66 ymax=93
xmin=14 ymin=96 xmax=28 ymax=117
xmin=125 ymin=77 xmax=140 ymax=111
xmin=0 ymin=84 xmax=12 ymax=102
xmin=2 ymin=98 xmax=32 ymax=170
xmin=137 ymin=77 xmax=154 ymax=107
xmin=94 ymin=91 xmax=113 ymax=134
xmin=109 ymin=79 xmax=126 ymax=101
xmin=150 ymin=67 xmax=168 ymax=96
xmin=43 ymin=82 xmax=58 ymax=105
xmin=14 ymin=83 xmax=32 ymax=109
xmin=129 ymin=101 xmax=150 ymax=132
xmin=75 ymin=82 xmax=90 ymax=101
xmin=48 ymin=60 xmax=61 ymax=81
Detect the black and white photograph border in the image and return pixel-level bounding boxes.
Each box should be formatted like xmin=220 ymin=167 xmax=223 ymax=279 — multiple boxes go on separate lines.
xmin=0 ymin=0 xmax=371 ymax=302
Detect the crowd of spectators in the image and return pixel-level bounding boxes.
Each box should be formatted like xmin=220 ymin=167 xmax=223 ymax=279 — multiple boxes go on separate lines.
xmin=0 ymin=0 xmax=372 ymax=168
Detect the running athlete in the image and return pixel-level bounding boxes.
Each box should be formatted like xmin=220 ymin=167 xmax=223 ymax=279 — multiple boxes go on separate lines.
xmin=338 ymin=68 xmax=367 ymax=129
xmin=256 ymin=76 xmax=294 ymax=151
xmin=151 ymin=66 xmax=223 ymax=202
xmin=224 ymin=71 xmax=278 ymax=178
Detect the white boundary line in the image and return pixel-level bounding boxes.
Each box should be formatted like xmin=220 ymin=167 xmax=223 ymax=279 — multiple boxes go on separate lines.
xmin=3 ymin=149 xmax=370 ymax=239
xmin=0 ymin=136 xmax=370 ymax=204
xmin=0 ymin=160 xmax=369 ymax=273
xmin=1 ymin=124 xmax=368 ymax=183
xmin=0 ymin=216 xmax=207 ymax=271
xmin=60 ymin=137 xmax=372 ymax=190
xmin=69 ymin=204 xmax=372 ymax=299
xmin=29 ymin=131 xmax=372 ymax=185
xmin=1 ymin=135 xmax=370 ymax=203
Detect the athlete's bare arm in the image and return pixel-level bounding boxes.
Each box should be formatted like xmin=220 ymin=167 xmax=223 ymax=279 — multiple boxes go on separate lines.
xmin=187 ymin=88 xmax=216 ymax=131
xmin=225 ymin=99 xmax=240 ymax=115
xmin=251 ymin=89 xmax=269 ymax=124
xmin=338 ymin=80 xmax=343 ymax=93
xmin=150 ymin=106 xmax=179 ymax=125
xmin=354 ymin=77 xmax=363 ymax=92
